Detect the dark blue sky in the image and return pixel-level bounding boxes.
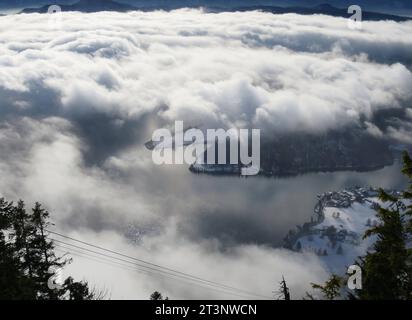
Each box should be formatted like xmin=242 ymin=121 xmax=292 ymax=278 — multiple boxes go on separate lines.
xmin=1 ymin=0 xmax=411 ymax=14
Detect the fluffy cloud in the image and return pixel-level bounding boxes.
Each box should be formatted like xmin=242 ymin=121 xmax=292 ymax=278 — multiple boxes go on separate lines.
xmin=0 ymin=10 xmax=412 ymax=299
xmin=1 ymin=10 xmax=412 ymax=135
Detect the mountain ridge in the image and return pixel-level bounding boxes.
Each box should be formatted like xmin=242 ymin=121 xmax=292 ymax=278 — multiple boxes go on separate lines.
xmin=20 ymin=0 xmax=135 ymax=13
xmin=18 ymin=0 xmax=412 ymax=21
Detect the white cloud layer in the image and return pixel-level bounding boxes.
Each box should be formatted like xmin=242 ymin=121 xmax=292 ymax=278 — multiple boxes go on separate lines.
xmin=1 ymin=10 xmax=412 ymax=133
xmin=0 ymin=10 xmax=412 ymax=299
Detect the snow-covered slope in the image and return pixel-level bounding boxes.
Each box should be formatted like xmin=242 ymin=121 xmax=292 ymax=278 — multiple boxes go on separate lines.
xmin=283 ymin=187 xmax=402 ymax=274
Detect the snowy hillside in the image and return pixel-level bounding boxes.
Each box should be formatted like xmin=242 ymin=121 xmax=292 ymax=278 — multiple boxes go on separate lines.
xmin=284 ymin=187 xmax=402 ymax=274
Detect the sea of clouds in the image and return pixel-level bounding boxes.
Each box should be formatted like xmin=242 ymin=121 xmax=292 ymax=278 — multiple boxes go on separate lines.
xmin=0 ymin=9 xmax=411 ymax=299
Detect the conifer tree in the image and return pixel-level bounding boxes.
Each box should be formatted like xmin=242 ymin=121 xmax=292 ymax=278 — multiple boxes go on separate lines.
xmin=310 ymin=274 xmax=343 ymax=300
xmin=12 ymin=201 xmax=36 ymax=279
xmin=0 ymin=199 xmax=100 ymax=300
xmin=150 ymin=291 xmax=168 ymax=300
xmin=278 ymin=276 xmax=291 ymax=300
xmin=62 ymin=277 xmax=94 ymax=300
xmin=0 ymin=198 xmax=35 ymax=299
xmin=357 ymin=151 xmax=412 ymax=300
xmin=30 ymin=203 xmax=67 ymax=299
